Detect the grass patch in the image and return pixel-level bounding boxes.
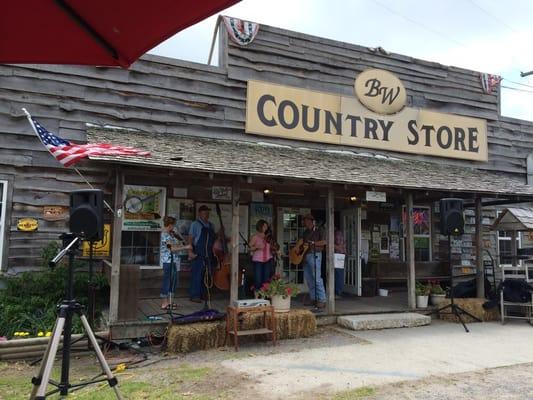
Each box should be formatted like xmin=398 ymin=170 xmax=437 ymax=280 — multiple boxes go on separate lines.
xmin=0 ymin=371 xmax=30 ymax=400
xmin=334 ymin=386 xmax=376 ymax=399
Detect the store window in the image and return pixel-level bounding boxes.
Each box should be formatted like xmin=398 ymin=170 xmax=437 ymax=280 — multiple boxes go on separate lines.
xmin=401 ymin=205 xmax=432 ymax=262
xmin=0 ymin=181 xmax=7 ymax=268
xmin=413 ymin=207 xmax=431 ymax=262
xmin=120 ymin=231 xmax=160 ymax=265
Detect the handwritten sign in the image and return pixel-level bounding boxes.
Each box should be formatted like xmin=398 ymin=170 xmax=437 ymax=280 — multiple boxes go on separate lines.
xmin=212 ymin=186 xmax=232 ymax=201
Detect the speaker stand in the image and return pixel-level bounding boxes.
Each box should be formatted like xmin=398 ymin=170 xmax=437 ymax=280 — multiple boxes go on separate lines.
xmin=427 ymin=234 xmax=481 ymax=332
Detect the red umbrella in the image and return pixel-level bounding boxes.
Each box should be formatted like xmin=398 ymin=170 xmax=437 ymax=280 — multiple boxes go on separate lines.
xmin=0 ymin=0 xmax=240 ymax=68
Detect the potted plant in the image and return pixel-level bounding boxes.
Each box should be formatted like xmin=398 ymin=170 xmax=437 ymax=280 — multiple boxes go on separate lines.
xmin=256 ymin=274 xmax=299 ymax=312
xmin=415 ymin=281 xmax=430 ymax=309
xmin=429 ymin=282 xmax=446 ymax=306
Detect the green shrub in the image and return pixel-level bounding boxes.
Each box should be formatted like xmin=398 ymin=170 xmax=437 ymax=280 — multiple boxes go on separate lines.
xmin=0 ymin=242 xmax=109 ymax=338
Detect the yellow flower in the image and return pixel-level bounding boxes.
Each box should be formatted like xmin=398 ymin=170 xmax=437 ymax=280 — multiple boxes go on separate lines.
xmin=13 ymin=332 xmax=20 ymax=336
xmin=45 ymin=332 xmax=52 ymax=337
xmin=38 ymin=332 xmax=44 ymax=337
xmin=115 ymin=363 xmax=126 ymax=373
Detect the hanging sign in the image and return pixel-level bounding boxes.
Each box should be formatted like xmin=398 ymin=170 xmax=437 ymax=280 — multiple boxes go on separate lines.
xmin=212 ymin=186 xmax=232 ymax=201
xmin=122 ymin=185 xmax=166 ymax=231
xmin=366 ymin=191 xmax=386 ymax=202
xmin=82 ymin=224 xmax=111 ymax=257
xmin=17 ymin=218 xmax=38 ymax=231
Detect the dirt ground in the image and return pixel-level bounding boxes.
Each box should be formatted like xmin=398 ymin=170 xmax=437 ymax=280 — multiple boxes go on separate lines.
xmin=2 ymin=326 xmax=533 ymax=399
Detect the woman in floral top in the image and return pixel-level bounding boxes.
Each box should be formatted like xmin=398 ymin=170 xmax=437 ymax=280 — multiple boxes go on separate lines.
xmin=160 ymin=216 xmax=182 ymax=309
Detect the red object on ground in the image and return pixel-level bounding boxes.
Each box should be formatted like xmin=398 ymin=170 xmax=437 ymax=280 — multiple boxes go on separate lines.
xmin=0 ymin=0 xmax=239 ymax=68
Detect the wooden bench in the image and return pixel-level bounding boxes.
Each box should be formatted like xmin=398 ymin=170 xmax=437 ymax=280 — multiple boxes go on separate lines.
xmin=367 ymin=261 xmax=450 ymax=289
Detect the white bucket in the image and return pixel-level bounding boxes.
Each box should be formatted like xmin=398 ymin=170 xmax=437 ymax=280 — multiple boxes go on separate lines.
xmin=378 ymin=288 xmax=389 ymax=297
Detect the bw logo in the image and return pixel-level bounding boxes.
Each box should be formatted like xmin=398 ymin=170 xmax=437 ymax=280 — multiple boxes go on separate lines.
xmin=354 ymin=69 xmax=407 ymax=115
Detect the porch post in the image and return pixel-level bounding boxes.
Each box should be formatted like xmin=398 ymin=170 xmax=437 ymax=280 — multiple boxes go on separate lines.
xmin=230 ymin=177 xmax=240 ymax=304
xmin=109 ymin=169 xmax=124 ymax=323
xmin=326 ymin=186 xmax=335 ymax=313
xmin=475 ymin=196 xmax=485 ymax=298
xmin=405 ymin=192 xmax=416 ymax=309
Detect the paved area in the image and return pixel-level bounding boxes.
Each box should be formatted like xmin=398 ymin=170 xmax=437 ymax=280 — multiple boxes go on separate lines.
xmin=222 ymin=320 xmax=533 ymax=399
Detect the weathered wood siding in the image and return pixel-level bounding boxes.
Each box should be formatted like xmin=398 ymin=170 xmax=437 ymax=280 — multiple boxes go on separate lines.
xmin=1 ymin=20 xmax=533 ymax=272
xmin=223 ymin=22 xmax=533 ymax=175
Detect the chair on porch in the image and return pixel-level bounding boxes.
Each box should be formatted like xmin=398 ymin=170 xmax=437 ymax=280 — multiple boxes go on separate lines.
xmin=499 ymin=261 xmax=533 ymax=325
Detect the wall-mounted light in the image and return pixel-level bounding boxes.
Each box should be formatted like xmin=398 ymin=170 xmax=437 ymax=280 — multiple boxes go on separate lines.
xmin=264 ymin=189 xmax=272 ymax=195
xmin=350 ymin=196 xmax=358 ymax=202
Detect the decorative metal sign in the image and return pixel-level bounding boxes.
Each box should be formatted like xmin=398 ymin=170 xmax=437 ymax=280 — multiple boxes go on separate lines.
xmin=17 ymin=218 xmax=38 ymax=231
xmin=42 ymin=206 xmax=69 ymax=221
xmin=354 ymin=69 xmax=406 ymax=115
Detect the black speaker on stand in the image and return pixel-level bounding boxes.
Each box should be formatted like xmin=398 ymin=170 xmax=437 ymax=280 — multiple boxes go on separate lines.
xmin=427 ymin=198 xmax=481 ymax=332
xmin=70 ymin=189 xmax=104 ymax=331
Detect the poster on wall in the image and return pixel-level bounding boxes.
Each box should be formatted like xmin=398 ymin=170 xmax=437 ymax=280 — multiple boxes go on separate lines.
xmin=196 ymin=202 xmax=249 ymax=252
xmin=167 ymin=198 xmax=195 ymax=237
xmin=82 ymin=224 xmax=111 ymax=257
xmin=389 ymin=233 xmax=400 ymax=259
xmin=249 ymin=203 xmax=273 ymax=237
xmin=122 ymin=185 xmax=166 ymax=231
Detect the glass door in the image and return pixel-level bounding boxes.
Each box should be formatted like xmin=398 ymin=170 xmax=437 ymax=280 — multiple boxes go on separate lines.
xmin=341 ymin=207 xmax=361 ymax=295
xmin=277 ymin=207 xmax=310 ymax=291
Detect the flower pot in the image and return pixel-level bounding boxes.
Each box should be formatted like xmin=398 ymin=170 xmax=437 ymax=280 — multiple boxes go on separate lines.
xmin=271 ymin=295 xmax=291 ymax=313
xmin=416 ymin=295 xmax=429 ymax=309
xmin=430 ymin=293 xmax=446 ymax=306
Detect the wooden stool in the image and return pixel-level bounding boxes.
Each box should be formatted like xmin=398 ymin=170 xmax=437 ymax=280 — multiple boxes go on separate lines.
xmin=225 ymin=305 xmax=276 ymax=351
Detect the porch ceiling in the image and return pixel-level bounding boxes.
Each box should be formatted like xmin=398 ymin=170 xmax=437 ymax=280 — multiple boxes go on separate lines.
xmin=87 ymin=129 xmax=533 ymax=198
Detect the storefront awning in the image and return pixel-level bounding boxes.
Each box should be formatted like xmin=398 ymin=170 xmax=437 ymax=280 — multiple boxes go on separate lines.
xmin=87 ymin=129 xmax=533 ymax=198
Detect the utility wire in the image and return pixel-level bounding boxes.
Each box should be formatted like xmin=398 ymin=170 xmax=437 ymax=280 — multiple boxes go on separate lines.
xmin=465 ymin=0 xmax=519 ymax=35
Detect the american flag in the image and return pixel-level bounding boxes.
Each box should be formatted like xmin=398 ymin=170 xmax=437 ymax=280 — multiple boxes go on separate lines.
xmin=28 ymin=116 xmax=150 ymax=167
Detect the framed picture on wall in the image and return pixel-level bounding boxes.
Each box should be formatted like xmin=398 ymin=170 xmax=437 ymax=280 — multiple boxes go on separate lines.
xmin=167 ymin=198 xmax=194 ymax=237
xmin=249 ymin=203 xmax=273 ymax=238
xmin=122 ymin=185 xmax=166 ymax=231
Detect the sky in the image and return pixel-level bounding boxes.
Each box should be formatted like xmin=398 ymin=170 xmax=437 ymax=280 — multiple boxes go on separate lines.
xmin=150 ymin=0 xmax=533 ymax=122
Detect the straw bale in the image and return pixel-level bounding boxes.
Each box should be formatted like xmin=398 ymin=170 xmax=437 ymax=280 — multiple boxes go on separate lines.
xmin=166 ymin=321 xmax=226 ymax=353
xmin=165 ymin=309 xmax=316 ymax=354
xmin=438 ymin=298 xmax=499 ymax=323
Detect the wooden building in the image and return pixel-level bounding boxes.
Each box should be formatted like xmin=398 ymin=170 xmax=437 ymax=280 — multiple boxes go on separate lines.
xmin=2 ymin=18 xmax=533 ymax=336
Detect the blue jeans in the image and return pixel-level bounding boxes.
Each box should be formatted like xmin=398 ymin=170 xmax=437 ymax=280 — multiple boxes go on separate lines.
xmin=335 ymin=268 xmax=344 ymax=296
xmin=160 ymin=261 xmax=179 ymax=298
xmin=253 ymin=259 xmax=273 ymax=290
xmin=303 ymin=252 xmax=326 ymax=302
xmin=190 ymin=256 xmax=213 ymax=299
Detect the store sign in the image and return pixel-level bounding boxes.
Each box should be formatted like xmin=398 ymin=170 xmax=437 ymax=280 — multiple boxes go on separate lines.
xmin=366 ymin=191 xmax=387 ymax=202
xmin=42 ymin=206 xmax=69 ymax=221
xmin=82 ymin=224 xmax=111 ymax=257
xmin=17 ymin=218 xmax=38 ymax=231
xmin=122 ymin=185 xmax=166 ymax=231
xmin=245 ymin=79 xmax=488 ymax=161
xmin=354 ymin=69 xmax=406 ymax=114
xmin=212 ymin=186 xmax=232 ymax=201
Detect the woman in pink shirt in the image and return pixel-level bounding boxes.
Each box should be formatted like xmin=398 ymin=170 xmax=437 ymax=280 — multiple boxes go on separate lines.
xmin=250 ymin=219 xmax=274 ymax=292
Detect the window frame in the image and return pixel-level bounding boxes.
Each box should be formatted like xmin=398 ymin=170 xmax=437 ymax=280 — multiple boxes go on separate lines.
xmin=0 ymin=179 xmax=9 ymax=272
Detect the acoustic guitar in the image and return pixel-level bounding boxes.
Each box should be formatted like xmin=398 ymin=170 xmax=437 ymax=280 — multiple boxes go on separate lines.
xmin=289 ymin=239 xmax=310 ymax=265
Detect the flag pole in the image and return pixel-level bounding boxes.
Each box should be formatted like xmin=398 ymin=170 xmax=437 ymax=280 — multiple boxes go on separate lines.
xmin=207 ymin=15 xmax=222 ymax=65
xmin=22 ymin=108 xmax=115 ymax=215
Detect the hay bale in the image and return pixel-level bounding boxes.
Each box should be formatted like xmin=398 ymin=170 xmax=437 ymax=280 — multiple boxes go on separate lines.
xmin=241 ymin=309 xmax=316 ymax=339
xmin=166 ymin=321 xmax=226 ymax=353
xmin=438 ymin=298 xmax=499 ymax=323
xmin=165 ymin=309 xmax=316 ymax=354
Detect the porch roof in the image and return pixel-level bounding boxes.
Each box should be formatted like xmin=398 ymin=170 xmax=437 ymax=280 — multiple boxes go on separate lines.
xmin=491 ymin=208 xmax=533 ymax=231
xmin=87 ymin=129 xmax=533 ymax=198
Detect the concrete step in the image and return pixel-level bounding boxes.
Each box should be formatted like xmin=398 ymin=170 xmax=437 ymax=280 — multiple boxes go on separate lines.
xmin=337 ymin=312 xmax=431 ymax=331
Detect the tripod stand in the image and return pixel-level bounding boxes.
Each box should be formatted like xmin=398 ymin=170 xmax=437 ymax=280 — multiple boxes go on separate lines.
xmin=30 ymin=233 xmax=122 ymax=399
xmin=427 ymin=234 xmax=481 ymax=332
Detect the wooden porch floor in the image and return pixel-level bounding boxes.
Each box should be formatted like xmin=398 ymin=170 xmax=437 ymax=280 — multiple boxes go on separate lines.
xmin=135 ymin=290 xmax=410 ymax=323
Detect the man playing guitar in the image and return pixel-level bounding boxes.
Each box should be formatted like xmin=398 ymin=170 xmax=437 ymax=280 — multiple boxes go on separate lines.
xmin=301 ymin=214 xmax=327 ymax=309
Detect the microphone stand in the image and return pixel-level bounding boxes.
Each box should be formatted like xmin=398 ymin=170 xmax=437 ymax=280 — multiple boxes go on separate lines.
xmin=311 ymin=224 xmax=322 ymax=314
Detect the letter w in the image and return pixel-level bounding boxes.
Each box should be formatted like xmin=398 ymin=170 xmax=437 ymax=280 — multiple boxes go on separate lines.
xmin=381 ymin=87 xmax=400 ymax=105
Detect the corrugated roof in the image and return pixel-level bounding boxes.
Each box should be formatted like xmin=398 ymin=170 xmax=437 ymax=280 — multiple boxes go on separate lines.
xmin=492 ymin=208 xmax=533 ymax=231
xmin=87 ymin=129 xmax=533 ymax=198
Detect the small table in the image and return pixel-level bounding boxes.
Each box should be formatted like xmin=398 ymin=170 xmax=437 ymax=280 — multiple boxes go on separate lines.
xmin=225 ymin=305 xmax=277 ymax=351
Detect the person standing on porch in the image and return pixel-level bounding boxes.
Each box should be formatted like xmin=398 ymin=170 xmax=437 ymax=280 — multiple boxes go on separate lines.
xmin=302 ymin=214 xmax=327 ymax=309
xmin=187 ymin=205 xmax=216 ymax=303
xmin=160 ymin=216 xmax=180 ymax=310
xmin=334 ymin=226 xmax=346 ymax=299
xmin=250 ymin=219 xmax=274 ymax=293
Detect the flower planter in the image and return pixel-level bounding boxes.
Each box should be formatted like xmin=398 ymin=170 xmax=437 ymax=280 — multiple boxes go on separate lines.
xmin=271 ymin=295 xmax=291 ymax=313
xmin=416 ymin=295 xmax=429 ymax=309
xmin=430 ymin=293 xmax=446 ymax=306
